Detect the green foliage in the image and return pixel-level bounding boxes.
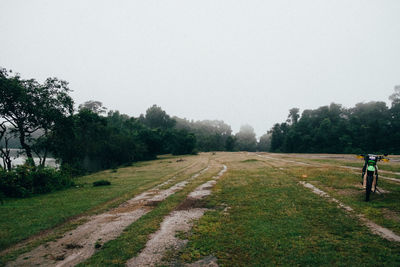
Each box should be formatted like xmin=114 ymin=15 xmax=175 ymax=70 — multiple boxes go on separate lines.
xmin=93 ymin=180 xmax=111 ymax=186
xmin=141 ymin=104 xmax=176 ymax=129
xmin=165 ymin=129 xmax=197 ymax=155
xmin=49 ymin=106 xmax=198 ymax=172
xmin=225 ymin=135 xmax=236 ymax=151
xmin=1 ymin=68 xmax=258 ymax=177
xmin=0 ymin=68 xmax=74 ymax=164
xmin=269 ymin=95 xmax=400 ymax=154
xmin=0 ymin=166 xmax=73 ymax=198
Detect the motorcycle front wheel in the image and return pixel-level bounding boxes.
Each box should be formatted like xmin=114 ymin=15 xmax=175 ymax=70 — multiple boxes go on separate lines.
xmin=365 ymin=174 xmax=373 ymax=201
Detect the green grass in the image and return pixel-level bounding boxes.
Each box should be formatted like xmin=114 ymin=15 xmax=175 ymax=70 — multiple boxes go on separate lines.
xmin=177 ymin=158 xmax=400 ymax=266
xmin=78 ymin=165 xmax=222 ymax=266
xmin=299 ymin=157 xmax=400 ymax=175
xmin=286 ymin=165 xmax=400 ymax=236
xmin=0 ymin=156 xmax=198 ymax=256
xmin=2 ymin=152 xmax=400 ymax=266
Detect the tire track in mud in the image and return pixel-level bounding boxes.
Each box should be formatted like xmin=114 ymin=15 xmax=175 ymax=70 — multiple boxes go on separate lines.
xmin=7 ymin=164 xmax=212 ymax=267
xmin=299 ymin=181 xmax=400 ymax=242
xmin=126 ymin=165 xmax=228 ymax=267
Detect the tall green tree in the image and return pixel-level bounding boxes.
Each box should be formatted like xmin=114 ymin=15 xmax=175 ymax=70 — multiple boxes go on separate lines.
xmin=0 ymin=68 xmax=74 ymax=165
xmin=141 ymin=105 xmax=176 ymax=129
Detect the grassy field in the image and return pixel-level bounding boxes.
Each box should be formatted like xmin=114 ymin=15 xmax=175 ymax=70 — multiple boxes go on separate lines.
xmin=0 ymin=154 xmax=207 ymax=263
xmin=177 ymin=153 xmax=400 ymax=266
xmin=1 ymin=152 xmax=400 ymax=266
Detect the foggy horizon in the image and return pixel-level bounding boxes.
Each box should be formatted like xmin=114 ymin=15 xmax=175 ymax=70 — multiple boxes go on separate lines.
xmin=1 ymin=1 xmax=400 ymax=137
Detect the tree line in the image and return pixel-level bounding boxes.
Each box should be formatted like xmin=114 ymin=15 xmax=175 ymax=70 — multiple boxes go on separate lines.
xmin=3 ymin=66 xmax=397 ymax=198
xmin=268 ymin=87 xmax=400 ymax=154
xmin=0 ymin=68 xmax=260 ymax=193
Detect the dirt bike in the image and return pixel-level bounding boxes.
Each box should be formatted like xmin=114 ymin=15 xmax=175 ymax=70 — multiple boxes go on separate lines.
xmin=357 ymin=154 xmax=389 ymax=201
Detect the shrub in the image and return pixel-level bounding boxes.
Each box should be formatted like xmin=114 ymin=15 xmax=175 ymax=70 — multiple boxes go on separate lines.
xmin=0 ymin=166 xmax=74 ymax=198
xmin=93 ymin=180 xmax=111 ymax=187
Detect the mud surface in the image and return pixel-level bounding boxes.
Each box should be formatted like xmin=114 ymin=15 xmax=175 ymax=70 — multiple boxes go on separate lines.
xmin=126 ymin=165 xmax=227 ymax=267
xmin=299 ymin=181 xmax=400 ymax=242
xmin=126 ymin=208 xmax=207 ymax=267
xmin=7 ymin=166 xmax=211 ymax=267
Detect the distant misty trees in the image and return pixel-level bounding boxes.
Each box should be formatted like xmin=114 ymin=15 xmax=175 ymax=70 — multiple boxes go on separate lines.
xmin=235 ymin=125 xmax=257 ymax=152
xmin=174 ymin=118 xmax=234 ymax=151
xmin=268 ymin=87 xmax=400 ymax=154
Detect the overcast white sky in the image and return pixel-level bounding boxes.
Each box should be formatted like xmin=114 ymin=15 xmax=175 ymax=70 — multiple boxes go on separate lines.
xmin=1 ymin=0 xmax=400 ymax=137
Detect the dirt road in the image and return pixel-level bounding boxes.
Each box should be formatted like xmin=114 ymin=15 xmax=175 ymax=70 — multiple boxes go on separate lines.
xmin=8 ymin=161 xmax=217 ymax=267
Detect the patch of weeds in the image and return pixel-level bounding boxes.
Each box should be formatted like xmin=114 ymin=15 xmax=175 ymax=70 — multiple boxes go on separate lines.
xmin=161 ymin=246 xmax=182 ymax=265
xmin=175 ymin=230 xmax=189 ymax=240
xmin=94 ymin=241 xmax=102 ymax=249
xmin=93 ymin=180 xmax=111 ymax=187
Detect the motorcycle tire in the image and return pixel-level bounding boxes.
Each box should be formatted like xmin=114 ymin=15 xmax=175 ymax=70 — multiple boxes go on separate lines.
xmin=366 ymin=173 xmax=373 ymax=201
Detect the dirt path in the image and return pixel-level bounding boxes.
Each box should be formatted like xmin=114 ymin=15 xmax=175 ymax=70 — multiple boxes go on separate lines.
xmin=299 ymin=181 xmax=400 ymax=242
xmin=126 ymin=165 xmax=227 ymax=267
xmin=7 ymin=165 xmax=212 ymax=267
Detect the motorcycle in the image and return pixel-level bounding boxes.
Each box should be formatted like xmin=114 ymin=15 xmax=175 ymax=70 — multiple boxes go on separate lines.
xmin=357 ymin=154 xmax=389 ymax=201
